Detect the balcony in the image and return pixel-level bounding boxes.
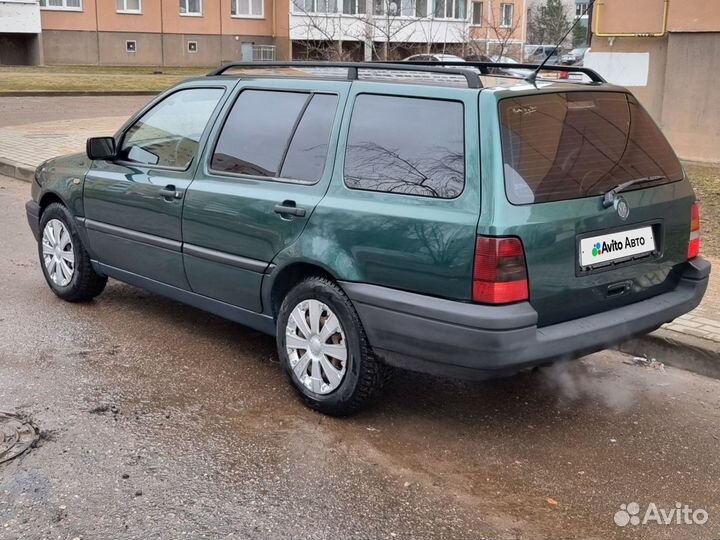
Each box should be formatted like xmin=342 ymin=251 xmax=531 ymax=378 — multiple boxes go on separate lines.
xmin=0 ymin=0 xmax=42 ymax=34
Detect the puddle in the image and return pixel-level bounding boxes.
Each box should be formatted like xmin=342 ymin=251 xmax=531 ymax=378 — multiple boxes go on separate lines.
xmin=0 ymin=411 xmax=39 ymax=464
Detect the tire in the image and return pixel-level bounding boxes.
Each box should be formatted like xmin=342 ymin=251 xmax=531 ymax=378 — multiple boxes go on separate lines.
xmin=276 ymin=276 xmax=388 ymax=416
xmin=38 ymin=203 xmax=107 ymax=302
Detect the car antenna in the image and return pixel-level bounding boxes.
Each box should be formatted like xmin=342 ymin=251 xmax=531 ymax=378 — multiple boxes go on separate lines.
xmin=525 ymin=0 xmax=595 ymax=87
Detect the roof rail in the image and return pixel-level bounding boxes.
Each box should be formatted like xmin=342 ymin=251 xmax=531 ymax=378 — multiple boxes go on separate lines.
xmin=401 ymin=60 xmax=606 ymax=83
xmin=206 ymin=61 xmax=483 ymax=89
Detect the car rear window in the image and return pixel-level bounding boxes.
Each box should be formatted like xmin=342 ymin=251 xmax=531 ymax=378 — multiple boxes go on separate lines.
xmin=499 ymin=91 xmax=683 ymax=205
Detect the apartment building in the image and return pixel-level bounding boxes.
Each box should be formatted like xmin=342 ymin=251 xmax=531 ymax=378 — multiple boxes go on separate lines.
xmin=586 ymin=0 xmax=720 ymax=162
xmin=289 ymin=0 xmax=526 ymax=60
xmin=0 ymin=0 xmax=291 ymax=66
xmin=0 ymin=0 xmax=537 ymax=65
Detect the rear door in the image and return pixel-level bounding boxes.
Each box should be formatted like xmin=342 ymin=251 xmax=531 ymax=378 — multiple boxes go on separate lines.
xmin=83 ymin=84 xmax=227 ymax=288
xmin=181 ymin=79 xmax=350 ymax=312
xmin=494 ymin=89 xmax=693 ymax=326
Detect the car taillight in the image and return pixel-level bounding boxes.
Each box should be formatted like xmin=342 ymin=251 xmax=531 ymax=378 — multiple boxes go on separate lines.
xmin=559 ymin=71 xmax=569 ymax=79
xmin=472 ymin=236 xmax=529 ymax=304
xmin=688 ymin=202 xmax=701 ymax=259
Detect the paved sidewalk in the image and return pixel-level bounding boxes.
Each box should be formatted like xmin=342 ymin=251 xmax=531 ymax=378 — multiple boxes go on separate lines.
xmin=0 ymin=116 xmax=127 ymax=173
xmin=0 ymin=115 xmax=718 ymax=351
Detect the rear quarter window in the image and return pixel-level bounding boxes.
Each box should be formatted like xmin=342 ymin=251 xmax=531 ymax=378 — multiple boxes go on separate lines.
xmin=344 ymin=94 xmax=465 ymax=199
xmin=499 ymin=91 xmax=683 ymax=205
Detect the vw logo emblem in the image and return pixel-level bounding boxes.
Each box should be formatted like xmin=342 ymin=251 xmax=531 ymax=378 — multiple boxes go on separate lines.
xmin=615 ymin=197 xmax=630 ymax=221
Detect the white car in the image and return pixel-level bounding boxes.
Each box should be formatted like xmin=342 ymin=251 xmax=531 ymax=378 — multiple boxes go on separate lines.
xmin=490 ymin=55 xmax=533 ymax=77
xmin=403 ymin=54 xmax=465 ymax=63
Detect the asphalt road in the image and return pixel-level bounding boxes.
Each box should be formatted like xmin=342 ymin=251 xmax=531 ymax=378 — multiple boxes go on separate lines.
xmin=1 ymin=175 xmax=720 ymax=540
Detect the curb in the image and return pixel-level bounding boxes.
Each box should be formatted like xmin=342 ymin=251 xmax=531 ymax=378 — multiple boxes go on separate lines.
xmin=616 ymin=328 xmax=720 ymax=380
xmin=0 ymin=158 xmax=34 ymax=183
xmin=0 ymin=91 xmax=159 ymax=97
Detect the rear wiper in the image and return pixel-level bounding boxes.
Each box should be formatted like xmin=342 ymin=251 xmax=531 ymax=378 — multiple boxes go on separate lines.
xmin=602 ymin=176 xmax=666 ymax=208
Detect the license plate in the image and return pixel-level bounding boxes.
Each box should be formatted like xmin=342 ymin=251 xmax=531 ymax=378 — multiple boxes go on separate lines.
xmin=579 ymin=226 xmax=655 ymax=267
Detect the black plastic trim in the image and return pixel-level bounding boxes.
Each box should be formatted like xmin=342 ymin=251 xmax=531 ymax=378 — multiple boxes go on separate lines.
xmin=341 ymin=258 xmax=711 ymax=379
xmin=341 ymin=282 xmax=538 ymax=330
xmin=183 ymin=244 xmax=269 ymax=273
xmin=25 ymin=200 xmax=41 ymax=240
xmin=93 ymin=262 xmax=276 ymax=335
xmin=84 ymin=219 xmax=181 ymax=252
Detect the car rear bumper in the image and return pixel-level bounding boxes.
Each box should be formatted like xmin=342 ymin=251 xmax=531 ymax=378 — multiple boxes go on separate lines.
xmin=26 ymin=200 xmax=41 ymax=240
xmin=341 ymin=257 xmax=711 ymax=380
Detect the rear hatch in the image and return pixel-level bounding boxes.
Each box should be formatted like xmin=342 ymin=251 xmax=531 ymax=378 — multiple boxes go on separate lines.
xmin=496 ymin=89 xmax=693 ymax=326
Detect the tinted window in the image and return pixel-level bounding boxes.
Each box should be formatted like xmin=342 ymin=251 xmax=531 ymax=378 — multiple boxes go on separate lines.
xmin=344 ymin=95 xmax=465 ymax=198
xmin=280 ymin=94 xmax=339 ymax=182
xmin=120 ymin=88 xmax=223 ymax=168
xmin=211 ymin=90 xmax=308 ymax=177
xmin=500 ymin=92 xmax=684 ymax=204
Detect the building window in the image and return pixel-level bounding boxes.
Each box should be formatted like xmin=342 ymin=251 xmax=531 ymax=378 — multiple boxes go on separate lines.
xmin=117 ymin=0 xmax=142 ymax=13
xmin=231 ymin=0 xmax=264 ymax=17
xmin=471 ymin=1 xmax=482 ymax=24
xmin=433 ymin=0 xmax=465 ymax=19
xmin=576 ymin=1 xmax=588 ymax=16
xmin=187 ymin=41 xmax=198 ymax=53
xmin=341 ymin=0 xmax=366 ymax=14
xmin=39 ymin=0 xmax=82 ymax=10
xmin=180 ymin=0 xmax=202 ymax=16
xmin=500 ymin=2 xmax=513 ymax=27
xmin=252 ymin=44 xmax=276 ymax=60
xmin=292 ymin=0 xmax=338 ymax=13
xmin=125 ymin=40 xmax=137 ymax=53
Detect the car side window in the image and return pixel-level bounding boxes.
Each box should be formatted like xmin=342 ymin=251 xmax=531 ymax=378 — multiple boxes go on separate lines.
xmin=280 ymin=94 xmax=339 ymax=182
xmin=211 ymin=90 xmax=338 ymax=183
xmin=344 ymin=94 xmax=465 ymax=199
xmin=119 ymin=88 xmax=224 ymax=169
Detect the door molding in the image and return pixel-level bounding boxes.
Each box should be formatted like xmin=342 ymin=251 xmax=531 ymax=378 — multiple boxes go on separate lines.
xmin=184 ymin=244 xmax=272 ymax=274
xmin=84 ymin=218 xmax=182 ymax=252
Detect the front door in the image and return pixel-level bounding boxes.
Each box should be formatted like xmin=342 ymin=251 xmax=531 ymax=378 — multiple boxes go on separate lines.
xmin=182 ymin=79 xmax=350 ymax=312
xmin=83 ymin=85 xmax=227 ymax=288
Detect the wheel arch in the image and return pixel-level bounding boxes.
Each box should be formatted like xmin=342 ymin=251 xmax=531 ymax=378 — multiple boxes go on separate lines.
xmin=265 ymin=261 xmax=341 ymax=319
xmin=38 ymin=191 xmax=67 ymax=215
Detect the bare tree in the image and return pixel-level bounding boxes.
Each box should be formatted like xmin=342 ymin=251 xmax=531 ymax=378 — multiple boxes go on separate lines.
xmin=350 ymin=0 xmax=431 ymax=60
xmin=455 ymin=1 xmax=522 ymax=59
xmin=290 ymin=0 xmax=347 ymax=60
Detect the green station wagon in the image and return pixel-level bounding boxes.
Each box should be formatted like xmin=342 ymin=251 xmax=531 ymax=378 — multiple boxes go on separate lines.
xmin=26 ymin=61 xmax=711 ymax=415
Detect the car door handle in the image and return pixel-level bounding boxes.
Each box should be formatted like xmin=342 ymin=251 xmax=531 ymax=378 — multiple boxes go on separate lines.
xmin=159 ymin=185 xmax=183 ymax=200
xmin=274 ymin=202 xmax=306 ymax=218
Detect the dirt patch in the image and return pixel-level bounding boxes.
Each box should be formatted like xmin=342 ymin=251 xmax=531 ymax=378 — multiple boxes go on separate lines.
xmin=0 ymin=411 xmax=39 ymax=464
xmin=0 ymin=66 xmax=209 ymax=93
xmin=685 ymin=161 xmax=720 ymax=259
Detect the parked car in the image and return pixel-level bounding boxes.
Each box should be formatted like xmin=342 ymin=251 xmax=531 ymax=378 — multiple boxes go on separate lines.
xmin=489 ymin=55 xmax=534 ymax=77
xmin=561 ymin=46 xmax=589 ymax=65
xmin=463 ymin=54 xmax=493 ymax=63
xmin=27 ymin=61 xmax=710 ymax=416
xmin=403 ymin=53 xmax=465 ymax=62
xmin=526 ymin=45 xmax=561 ymax=63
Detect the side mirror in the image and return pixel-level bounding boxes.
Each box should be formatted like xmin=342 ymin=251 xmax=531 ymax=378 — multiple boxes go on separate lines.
xmin=86 ymin=137 xmax=117 ymax=161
